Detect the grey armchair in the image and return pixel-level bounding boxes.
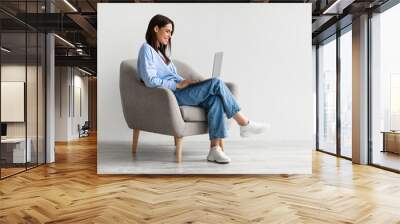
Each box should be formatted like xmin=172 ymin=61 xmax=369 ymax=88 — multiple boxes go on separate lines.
xmin=119 ymin=59 xmax=238 ymax=163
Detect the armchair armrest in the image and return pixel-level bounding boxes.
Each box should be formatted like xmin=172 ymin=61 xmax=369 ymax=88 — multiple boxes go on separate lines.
xmin=122 ymin=84 xmax=186 ymax=136
xmin=120 ymin=60 xmax=185 ymax=136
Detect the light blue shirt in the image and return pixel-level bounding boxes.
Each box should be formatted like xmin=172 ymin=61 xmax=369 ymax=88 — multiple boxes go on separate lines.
xmin=137 ymin=43 xmax=184 ymax=91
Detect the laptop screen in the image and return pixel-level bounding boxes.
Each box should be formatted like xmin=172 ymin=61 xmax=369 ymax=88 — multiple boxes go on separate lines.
xmin=212 ymin=52 xmax=223 ymax=78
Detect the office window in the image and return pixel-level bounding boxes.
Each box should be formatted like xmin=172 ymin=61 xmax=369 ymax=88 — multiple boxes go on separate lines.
xmin=371 ymin=3 xmax=400 ymax=171
xmin=318 ymin=37 xmax=337 ymax=154
xmin=340 ymin=29 xmax=352 ymax=158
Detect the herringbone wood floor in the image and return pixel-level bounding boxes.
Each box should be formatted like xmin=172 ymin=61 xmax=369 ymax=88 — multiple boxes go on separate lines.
xmin=1 ymin=134 xmax=400 ymax=224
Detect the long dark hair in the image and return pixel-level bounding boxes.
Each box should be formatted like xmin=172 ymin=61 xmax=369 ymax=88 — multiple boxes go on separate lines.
xmin=145 ymin=14 xmax=174 ymax=64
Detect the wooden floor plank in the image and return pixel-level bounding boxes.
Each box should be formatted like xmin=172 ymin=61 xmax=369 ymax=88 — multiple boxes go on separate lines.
xmin=0 ymin=134 xmax=400 ymax=223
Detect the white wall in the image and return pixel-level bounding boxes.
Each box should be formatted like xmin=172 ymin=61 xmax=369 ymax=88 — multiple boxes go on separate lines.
xmin=55 ymin=67 xmax=69 ymax=141
xmin=72 ymin=73 xmax=89 ymax=138
xmin=55 ymin=67 xmax=89 ymax=141
xmin=98 ymin=3 xmax=312 ymax=148
xmin=1 ymin=65 xmax=40 ymax=138
xmin=1 ymin=64 xmax=46 ymax=163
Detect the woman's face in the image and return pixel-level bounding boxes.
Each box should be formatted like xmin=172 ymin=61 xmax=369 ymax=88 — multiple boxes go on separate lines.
xmin=154 ymin=23 xmax=173 ymax=46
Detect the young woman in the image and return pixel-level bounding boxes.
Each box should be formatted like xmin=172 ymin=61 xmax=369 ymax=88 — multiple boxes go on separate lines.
xmin=137 ymin=14 xmax=266 ymax=164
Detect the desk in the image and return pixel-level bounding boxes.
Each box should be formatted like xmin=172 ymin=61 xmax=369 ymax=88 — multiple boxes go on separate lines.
xmin=381 ymin=131 xmax=400 ymax=154
xmin=1 ymin=138 xmax=31 ymax=163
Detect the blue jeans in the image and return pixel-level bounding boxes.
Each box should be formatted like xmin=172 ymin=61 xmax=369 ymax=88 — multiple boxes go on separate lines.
xmin=173 ymin=78 xmax=241 ymax=140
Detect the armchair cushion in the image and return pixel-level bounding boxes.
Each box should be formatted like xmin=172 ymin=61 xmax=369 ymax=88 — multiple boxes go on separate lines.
xmin=179 ymin=106 xmax=207 ymax=122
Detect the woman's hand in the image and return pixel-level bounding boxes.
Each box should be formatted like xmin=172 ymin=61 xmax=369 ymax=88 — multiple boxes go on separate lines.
xmin=176 ymin=79 xmax=200 ymax=89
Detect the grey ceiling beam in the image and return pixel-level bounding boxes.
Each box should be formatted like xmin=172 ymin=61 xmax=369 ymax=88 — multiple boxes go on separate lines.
xmin=67 ymin=13 xmax=97 ymax=39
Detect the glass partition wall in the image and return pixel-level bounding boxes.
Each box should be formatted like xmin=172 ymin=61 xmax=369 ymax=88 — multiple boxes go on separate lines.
xmin=0 ymin=1 xmax=46 ymax=179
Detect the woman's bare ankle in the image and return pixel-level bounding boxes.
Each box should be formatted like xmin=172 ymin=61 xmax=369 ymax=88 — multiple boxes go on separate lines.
xmin=210 ymin=139 xmax=220 ymax=148
xmin=233 ymin=112 xmax=249 ymax=126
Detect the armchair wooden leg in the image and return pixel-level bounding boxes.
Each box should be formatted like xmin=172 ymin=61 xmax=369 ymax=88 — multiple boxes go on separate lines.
xmin=174 ymin=136 xmax=178 ymax=146
xmin=132 ymin=129 xmax=140 ymax=154
xmin=175 ymin=137 xmax=183 ymax=163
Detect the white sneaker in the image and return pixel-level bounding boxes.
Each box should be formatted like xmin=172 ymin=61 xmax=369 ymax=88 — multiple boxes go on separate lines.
xmin=240 ymin=120 xmax=268 ymax=138
xmin=207 ymin=146 xmax=231 ymax=164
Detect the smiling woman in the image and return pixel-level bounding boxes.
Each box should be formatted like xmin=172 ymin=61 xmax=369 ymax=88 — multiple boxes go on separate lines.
xmin=145 ymin=14 xmax=175 ymax=65
xmin=136 ymin=14 xmax=267 ymax=164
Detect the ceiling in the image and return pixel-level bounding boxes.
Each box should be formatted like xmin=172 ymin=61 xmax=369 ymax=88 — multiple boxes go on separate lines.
xmin=0 ymin=0 xmax=393 ymax=75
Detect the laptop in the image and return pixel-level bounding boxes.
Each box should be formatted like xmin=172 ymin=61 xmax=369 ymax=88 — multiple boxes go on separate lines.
xmin=211 ymin=52 xmax=224 ymax=78
xmin=189 ymin=52 xmax=224 ymax=85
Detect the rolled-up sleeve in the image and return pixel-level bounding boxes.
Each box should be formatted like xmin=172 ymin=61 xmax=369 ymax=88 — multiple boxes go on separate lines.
xmin=138 ymin=46 xmax=177 ymax=91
